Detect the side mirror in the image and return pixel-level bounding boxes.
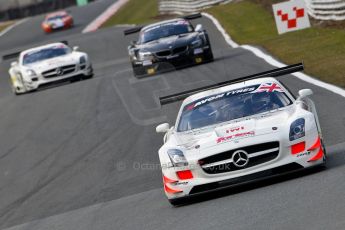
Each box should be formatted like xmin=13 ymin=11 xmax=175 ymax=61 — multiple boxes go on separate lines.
xmin=298 ymin=89 xmax=313 ymax=100
xmin=73 ymin=46 xmax=79 ymax=51
xmin=11 ymin=61 xmax=18 ymax=67
xmin=195 ymin=24 xmax=203 ymax=32
xmin=156 ymin=123 xmax=170 ymax=133
xmin=130 ymin=40 xmax=137 ymax=46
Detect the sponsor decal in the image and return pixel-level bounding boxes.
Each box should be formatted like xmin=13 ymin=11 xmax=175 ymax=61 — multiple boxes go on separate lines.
xmin=174 ymin=181 xmax=188 ymax=186
xmin=184 ymin=82 xmax=285 ymax=111
xmin=256 ymin=83 xmax=284 ymax=92
xmin=226 ymin=126 xmax=244 ymax=134
xmin=296 ymin=151 xmax=311 ymax=158
xmin=194 ymin=93 xmax=226 ymax=108
xmin=217 ymin=131 xmax=255 ymax=143
xmin=184 ymin=85 xmax=259 ymax=111
xmin=186 ymin=104 xmax=195 ymax=111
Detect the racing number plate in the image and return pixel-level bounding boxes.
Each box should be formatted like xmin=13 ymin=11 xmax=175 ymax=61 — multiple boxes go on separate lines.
xmin=194 ymin=48 xmax=203 ymax=55
xmin=143 ymin=60 xmax=153 ymax=66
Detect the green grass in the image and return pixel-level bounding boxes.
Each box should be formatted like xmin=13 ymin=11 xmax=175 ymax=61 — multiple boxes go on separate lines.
xmin=0 ymin=24 xmax=7 ymax=32
xmin=102 ymin=0 xmax=159 ymax=27
xmin=207 ymin=1 xmax=345 ymax=87
xmin=0 ymin=21 xmax=14 ymax=33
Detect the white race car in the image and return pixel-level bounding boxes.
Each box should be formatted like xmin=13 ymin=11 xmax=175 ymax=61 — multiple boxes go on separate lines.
xmin=156 ymin=64 xmax=326 ymax=206
xmin=8 ymin=42 xmax=93 ymax=94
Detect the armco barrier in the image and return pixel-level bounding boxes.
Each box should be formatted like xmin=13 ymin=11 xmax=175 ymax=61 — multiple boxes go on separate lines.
xmin=159 ymin=0 xmax=231 ymax=14
xmin=306 ymin=0 xmax=345 ymax=20
xmin=160 ymin=0 xmax=345 ymax=21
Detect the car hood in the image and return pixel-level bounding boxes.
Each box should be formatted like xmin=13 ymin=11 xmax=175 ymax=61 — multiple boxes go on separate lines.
xmin=138 ymin=33 xmax=199 ymax=53
xmin=172 ymin=109 xmax=292 ymax=157
xmin=24 ymin=55 xmax=79 ymax=73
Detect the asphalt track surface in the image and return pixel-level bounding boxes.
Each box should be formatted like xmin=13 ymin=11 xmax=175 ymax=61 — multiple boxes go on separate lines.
xmin=0 ymin=4 xmax=345 ymax=230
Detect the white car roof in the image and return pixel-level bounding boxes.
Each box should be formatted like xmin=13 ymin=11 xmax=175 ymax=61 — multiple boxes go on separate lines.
xmin=180 ymin=77 xmax=290 ymax=107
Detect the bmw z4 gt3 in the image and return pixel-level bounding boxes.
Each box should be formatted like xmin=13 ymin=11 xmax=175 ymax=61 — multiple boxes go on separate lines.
xmin=124 ymin=14 xmax=214 ymax=77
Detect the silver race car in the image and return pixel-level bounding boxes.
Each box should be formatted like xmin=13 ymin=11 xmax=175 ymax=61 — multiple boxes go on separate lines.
xmin=8 ymin=42 xmax=93 ymax=94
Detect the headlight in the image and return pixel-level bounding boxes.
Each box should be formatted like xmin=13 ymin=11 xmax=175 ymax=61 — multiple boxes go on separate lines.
xmin=167 ymin=149 xmax=188 ymax=167
xmin=138 ymin=51 xmax=152 ymax=60
xmin=289 ymin=118 xmax=305 ymax=141
xmin=80 ymin=56 xmax=86 ymax=64
xmin=191 ymin=38 xmax=203 ymax=48
xmin=26 ymin=69 xmax=37 ymax=77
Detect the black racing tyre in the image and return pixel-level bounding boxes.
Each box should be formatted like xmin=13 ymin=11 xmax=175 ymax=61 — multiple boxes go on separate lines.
xmin=320 ymin=138 xmax=327 ymax=167
xmin=70 ymin=76 xmax=81 ymax=82
xmin=13 ymin=87 xmax=20 ymax=96
xmin=204 ymin=49 xmax=214 ymax=62
xmin=82 ymin=74 xmax=94 ymax=80
xmin=204 ymin=33 xmax=214 ymax=62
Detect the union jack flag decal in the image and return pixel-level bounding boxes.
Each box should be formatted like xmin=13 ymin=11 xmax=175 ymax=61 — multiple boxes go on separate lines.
xmin=257 ymin=83 xmax=284 ymax=93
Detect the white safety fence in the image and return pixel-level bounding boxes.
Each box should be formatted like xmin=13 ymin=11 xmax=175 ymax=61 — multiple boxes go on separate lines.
xmin=306 ymin=0 xmax=345 ymax=20
xmin=160 ymin=0 xmax=345 ymax=21
xmin=159 ymin=0 xmax=231 ymax=14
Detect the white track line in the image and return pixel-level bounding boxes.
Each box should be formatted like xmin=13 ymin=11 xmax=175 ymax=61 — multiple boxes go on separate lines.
xmin=83 ymin=0 xmax=130 ymax=33
xmin=0 ymin=18 xmax=28 ymax=37
xmin=202 ymin=12 xmax=345 ymax=98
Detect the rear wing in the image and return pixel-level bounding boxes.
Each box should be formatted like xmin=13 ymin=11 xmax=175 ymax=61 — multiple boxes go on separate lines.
xmin=2 ymin=52 xmax=21 ymax=61
xmin=123 ymin=13 xmax=202 ymax=36
xmin=124 ymin=26 xmax=144 ymax=36
xmin=159 ymin=63 xmax=304 ymax=106
xmin=181 ymin=13 xmax=202 ymax=20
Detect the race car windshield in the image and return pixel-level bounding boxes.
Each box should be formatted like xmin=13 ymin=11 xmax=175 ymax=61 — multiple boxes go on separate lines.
xmin=47 ymin=16 xmax=64 ymax=21
xmin=22 ymin=46 xmax=71 ymax=65
xmin=139 ymin=22 xmax=193 ymax=44
xmin=177 ymin=85 xmax=293 ymax=132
